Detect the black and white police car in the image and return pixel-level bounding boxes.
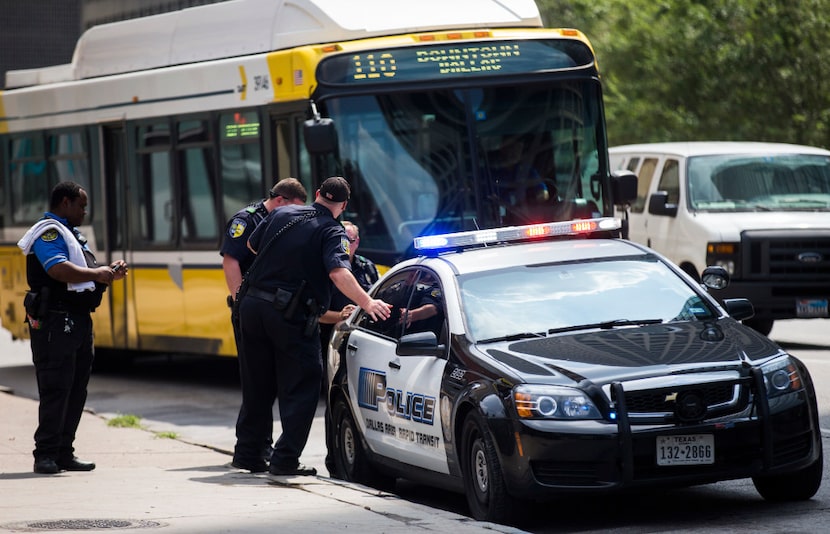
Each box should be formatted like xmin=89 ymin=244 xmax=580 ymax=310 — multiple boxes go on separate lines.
xmin=325 ymin=217 xmax=822 ymax=523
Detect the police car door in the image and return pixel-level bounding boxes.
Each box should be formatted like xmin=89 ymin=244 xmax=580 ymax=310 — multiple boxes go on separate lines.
xmin=347 ymin=267 xmax=450 ymax=474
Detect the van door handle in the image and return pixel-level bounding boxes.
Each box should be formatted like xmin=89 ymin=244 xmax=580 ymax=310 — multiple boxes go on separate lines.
xmin=388 ymin=360 xmax=401 ymax=370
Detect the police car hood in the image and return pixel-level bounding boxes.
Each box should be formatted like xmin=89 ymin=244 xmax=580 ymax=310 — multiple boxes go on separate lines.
xmin=483 ymin=320 xmax=780 ymax=385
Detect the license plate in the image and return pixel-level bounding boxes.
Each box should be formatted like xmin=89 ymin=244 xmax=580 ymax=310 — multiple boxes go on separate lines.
xmin=796 ymin=298 xmax=828 ymax=318
xmin=656 ymin=434 xmax=714 ymax=466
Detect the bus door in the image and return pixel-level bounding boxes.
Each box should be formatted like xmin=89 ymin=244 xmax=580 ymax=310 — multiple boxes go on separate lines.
xmin=100 ymin=124 xmax=132 ymax=350
xmin=131 ymin=121 xmax=188 ymax=352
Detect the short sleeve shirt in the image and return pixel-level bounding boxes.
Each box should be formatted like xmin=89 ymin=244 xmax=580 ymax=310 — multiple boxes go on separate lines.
xmin=220 ymin=201 xmax=268 ymax=275
xmin=247 ymin=203 xmax=351 ymax=310
xmin=32 ymin=213 xmax=87 ymax=271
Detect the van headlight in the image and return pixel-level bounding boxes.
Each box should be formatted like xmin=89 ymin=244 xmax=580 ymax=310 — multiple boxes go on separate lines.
xmin=760 ymin=356 xmax=803 ymax=398
xmin=513 ymin=385 xmax=602 ymax=419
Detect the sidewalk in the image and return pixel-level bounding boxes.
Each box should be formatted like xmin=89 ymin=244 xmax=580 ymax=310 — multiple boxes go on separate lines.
xmin=0 ymin=391 xmax=522 ymax=533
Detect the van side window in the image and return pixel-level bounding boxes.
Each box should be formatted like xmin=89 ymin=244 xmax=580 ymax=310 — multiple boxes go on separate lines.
xmin=626 ymin=157 xmax=640 ymax=172
xmin=632 ymin=157 xmax=658 ymax=213
xmin=657 ymin=159 xmax=680 ymax=205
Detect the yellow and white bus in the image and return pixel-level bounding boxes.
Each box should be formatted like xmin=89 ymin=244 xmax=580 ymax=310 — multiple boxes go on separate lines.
xmin=0 ymin=0 xmax=635 ymax=359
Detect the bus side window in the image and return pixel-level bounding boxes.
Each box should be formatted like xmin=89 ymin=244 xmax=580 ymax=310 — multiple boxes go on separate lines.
xmin=134 ymin=122 xmax=174 ymax=246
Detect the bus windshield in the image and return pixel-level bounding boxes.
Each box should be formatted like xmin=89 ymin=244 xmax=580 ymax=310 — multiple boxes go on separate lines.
xmin=324 ymin=80 xmax=606 ymax=261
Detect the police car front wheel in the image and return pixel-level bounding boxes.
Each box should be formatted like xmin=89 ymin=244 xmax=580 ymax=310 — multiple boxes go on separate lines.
xmin=460 ymin=412 xmax=518 ymax=523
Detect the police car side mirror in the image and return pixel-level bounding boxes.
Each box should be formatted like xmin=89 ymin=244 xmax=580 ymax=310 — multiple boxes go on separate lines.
xmin=723 ymin=298 xmax=755 ymax=321
xmin=396 ymin=331 xmax=446 ymax=357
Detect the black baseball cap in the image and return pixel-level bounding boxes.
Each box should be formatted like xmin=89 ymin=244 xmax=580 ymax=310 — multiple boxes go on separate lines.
xmin=318 ymin=176 xmax=350 ymax=202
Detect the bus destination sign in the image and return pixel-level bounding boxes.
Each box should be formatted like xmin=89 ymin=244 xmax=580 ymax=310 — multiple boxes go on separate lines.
xmin=317 ymin=40 xmax=594 ymax=85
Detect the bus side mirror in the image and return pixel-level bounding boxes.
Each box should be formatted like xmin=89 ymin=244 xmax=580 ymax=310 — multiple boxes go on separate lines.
xmin=611 ymin=170 xmax=638 ymax=205
xmin=303 ymin=117 xmax=337 ymax=154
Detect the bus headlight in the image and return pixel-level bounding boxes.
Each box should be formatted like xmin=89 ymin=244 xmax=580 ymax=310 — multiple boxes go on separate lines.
xmin=513 ymin=385 xmax=602 ymax=420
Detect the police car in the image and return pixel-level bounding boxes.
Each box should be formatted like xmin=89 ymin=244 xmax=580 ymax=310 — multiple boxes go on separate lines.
xmin=325 ymin=217 xmax=823 ymax=523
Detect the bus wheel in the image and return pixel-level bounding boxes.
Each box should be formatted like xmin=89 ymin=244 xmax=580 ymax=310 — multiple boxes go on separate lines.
xmin=461 ymin=411 xmax=516 ymax=523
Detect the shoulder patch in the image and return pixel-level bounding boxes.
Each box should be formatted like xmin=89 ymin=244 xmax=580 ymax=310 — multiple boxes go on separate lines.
xmin=40 ymin=229 xmax=59 ymax=242
xmin=229 ymin=218 xmax=247 ymax=239
xmin=341 ymin=236 xmax=351 ymax=256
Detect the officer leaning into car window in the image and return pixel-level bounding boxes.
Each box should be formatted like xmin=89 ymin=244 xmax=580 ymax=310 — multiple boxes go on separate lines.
xmin=17 ymin=181 xmax=128 ymax=475
xmin=318 ymin=221 xmax=379 ymax=368
xmin=233 ymin=176 xmax=392 ymax=476
xmin=318 ymin=220 xmax=379 ymax=475
xmin=221 ymin=177 xmax=307 ymax=469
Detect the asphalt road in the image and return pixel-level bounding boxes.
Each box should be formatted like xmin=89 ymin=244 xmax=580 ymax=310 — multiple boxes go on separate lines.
xmin=1 ymin=318 xmax=829 ymax=532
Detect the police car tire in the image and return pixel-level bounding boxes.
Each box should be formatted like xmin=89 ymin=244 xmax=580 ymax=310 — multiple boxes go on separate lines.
xmin=460 ymin=412 xmax=516 ymax=523
xmin=332 ymin=399 xmax=365 ymax=481
xmin=752 ymin=449 xmax=823 ymax=501
xmin=332 ymin=399 xmax=395 ymax=491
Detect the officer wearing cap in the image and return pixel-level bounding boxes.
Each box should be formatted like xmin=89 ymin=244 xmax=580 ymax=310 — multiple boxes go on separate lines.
xmin=234 ymin=176 xmax=392 ymax=476
xmin=221 ymin=177 xmax=307 ymax=472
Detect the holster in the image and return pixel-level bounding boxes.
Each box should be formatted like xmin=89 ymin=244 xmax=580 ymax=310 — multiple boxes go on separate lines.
xmin=232 ymin=280 xmax=248 ymax=327
xmin=23 ymin=287 xmax=49 ymax=319
xmin=284 ymin=280 xmax=307 ymax=320
xmin=302 ymin=299 xmax=323 ymax=338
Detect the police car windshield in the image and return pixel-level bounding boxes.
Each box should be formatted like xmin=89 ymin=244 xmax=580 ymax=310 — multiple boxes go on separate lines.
xmin=459 ymin=257 xmax=717 ymax=343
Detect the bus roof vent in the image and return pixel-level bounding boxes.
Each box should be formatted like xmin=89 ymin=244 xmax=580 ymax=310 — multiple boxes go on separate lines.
xmin=5 ymin=0 xmax=543 ymax=87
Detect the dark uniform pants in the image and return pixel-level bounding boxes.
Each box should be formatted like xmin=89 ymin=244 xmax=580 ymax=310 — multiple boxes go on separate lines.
xmin=231 ymin=305 xmax=274 ymax=458
xmin=29 ymin=310 xmax=94 ymax=462
xmin=236 ymin=297 xmax=322 ymax=469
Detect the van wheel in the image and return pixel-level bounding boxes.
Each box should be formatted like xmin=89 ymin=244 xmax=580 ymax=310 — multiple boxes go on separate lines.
xmin=744 ymin=318 xmax=773 ymax=336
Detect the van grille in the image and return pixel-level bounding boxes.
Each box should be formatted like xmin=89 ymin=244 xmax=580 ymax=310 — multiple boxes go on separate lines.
xmin=742 ymin=230 xmax=830 ymax=279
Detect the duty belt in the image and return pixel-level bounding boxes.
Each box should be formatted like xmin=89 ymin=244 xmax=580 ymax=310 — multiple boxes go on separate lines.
xmin=246 ymin=286 xmax=291 ymax=310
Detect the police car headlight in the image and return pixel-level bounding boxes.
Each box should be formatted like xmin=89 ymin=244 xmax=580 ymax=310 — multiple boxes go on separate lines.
xmin=760 ymin=356 xmax=803 ymax=399
xmin=513 ymin=385 xmax=602 ymax=420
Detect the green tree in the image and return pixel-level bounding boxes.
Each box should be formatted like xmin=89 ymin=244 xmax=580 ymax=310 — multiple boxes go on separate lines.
xmin=537 ymin=0 xmax=830 ymax=148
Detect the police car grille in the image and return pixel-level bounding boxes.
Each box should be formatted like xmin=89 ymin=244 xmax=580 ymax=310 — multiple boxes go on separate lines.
xmin=531 ymin=461 xmax=606 ymax=486
xmin=624 ymin=383 xmax=741 ymax=420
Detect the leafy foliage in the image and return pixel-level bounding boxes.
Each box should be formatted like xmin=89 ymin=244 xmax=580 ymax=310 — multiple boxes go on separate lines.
xmin=537 ymin=0 xmax=830 ymax=148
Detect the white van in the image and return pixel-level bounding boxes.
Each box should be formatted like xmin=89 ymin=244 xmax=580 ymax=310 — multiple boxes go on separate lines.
xmin=609 ymin=141 xmax=830 ymax=335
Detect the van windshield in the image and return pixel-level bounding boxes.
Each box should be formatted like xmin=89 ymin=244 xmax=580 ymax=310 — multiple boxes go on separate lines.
xmin=688 ymin=154 xmax=830 ymax=211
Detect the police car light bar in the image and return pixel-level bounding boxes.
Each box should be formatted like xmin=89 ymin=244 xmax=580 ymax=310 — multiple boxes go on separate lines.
xmin=413 ymin=217 xmax=622 ymax=252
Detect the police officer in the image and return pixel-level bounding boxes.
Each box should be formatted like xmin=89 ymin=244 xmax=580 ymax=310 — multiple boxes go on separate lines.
xmin=318 ymin=221 xmax=379 ymax=357
xmin=17 ymin=181 xmax=128 ymax=474
xmin=221 ymin=178 xmax=307 ymax=472
xmin=234 ymin=176 xmax=391 ymax=476
xmin=221 ymin=178 xmax=308 ymax=302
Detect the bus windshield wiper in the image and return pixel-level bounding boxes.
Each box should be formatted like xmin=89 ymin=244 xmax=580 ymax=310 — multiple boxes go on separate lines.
xmin=478 ymin=331 xmax=546 ymax=344
xmin=548 ymin=318 xmax=663 ymax=335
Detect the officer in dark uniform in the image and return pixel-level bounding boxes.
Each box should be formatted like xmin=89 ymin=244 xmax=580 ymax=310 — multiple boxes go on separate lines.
xmin=400 ymin=272 xmax=444 ymax=338
xmin=233 ymin=177 xmax=391 ymax=476
xmin=18 ymin=181 xmax=128 ymax=474
xmin=221 ymin=178 xmax=307 ymax=472
xmin=318 ymin=221 xmax=379 ymax=359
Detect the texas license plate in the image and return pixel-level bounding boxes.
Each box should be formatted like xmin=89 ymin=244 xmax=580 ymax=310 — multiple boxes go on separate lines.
xmin=656 ymin=434 xmax=714 ymax=466
xmin=796 ymin=298 xmax=828 ymax=318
